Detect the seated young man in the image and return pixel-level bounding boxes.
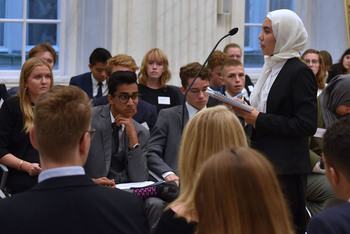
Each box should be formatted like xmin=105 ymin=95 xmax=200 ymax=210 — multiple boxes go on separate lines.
xmin=93 ymin=54 xmax=158 ymax=131
xmin=146 ymin=62 xmax=215 ymax=181
xmin=0 ymin=86 xmax=149 ymax=233
xmin=70 ymin=48 xmax=111 ymax=99
xmin=84 ymin=71 xmax=149 ymax=185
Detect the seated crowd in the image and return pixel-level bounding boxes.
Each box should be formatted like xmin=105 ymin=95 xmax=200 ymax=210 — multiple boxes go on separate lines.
xmin=0 ymin=40 xmax=350 ymax=234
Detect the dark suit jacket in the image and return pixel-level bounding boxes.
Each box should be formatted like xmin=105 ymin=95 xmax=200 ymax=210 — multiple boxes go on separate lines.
xmin=146 ymin=100 xmax=219 ymax=176
xmin=84 ymin=104 xmax=149 ymax=183
xmin=307 ymin=203 xmax=350 ymax=234
xmin=93 ymin=96 xmax=158 ymax=131
xmin=0 ymin=175 xmax=149 ymax=234
xmin=252 ymin=58 xmax=318 ymax=175
xmin=0 ymin=84 xmax=9 ymax=101
xmin=69 ymin=72 xmax=94 ymax=98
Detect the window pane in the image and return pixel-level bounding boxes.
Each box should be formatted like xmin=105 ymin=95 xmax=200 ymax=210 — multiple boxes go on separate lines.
xmin=27 ymin=23 xmax=57 ymax=45
xmin=245 ymin=0 xmax=267 ymax=24
xmin=0 ymin=22 xmax=23 ymax=70
xmin=244 ymin=26 xmax=264 ymax=68
xmin=28 ymin=0 xmax=58 ymax=19
xmin=270 ymin=0 xmax=295 ymax=11
xmin=1 ymin=0 xmax=23 ymax=19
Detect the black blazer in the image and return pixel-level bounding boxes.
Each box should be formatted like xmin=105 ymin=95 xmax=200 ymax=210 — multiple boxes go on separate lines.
xmin=69 ymin=72 xmax=94 ymax=98
xmin=252 ymin=58 xmax=318 ymax=175
xmin=0 ymin=84 xmax=9 ymax=101
xmin=0 ymin=175 xmax=150 ymax=234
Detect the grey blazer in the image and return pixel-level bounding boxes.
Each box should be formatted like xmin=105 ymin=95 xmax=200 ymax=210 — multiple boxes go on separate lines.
xmin=146 ymin=105 xmax=189 ymax=176
xmin=84 ymin=104 xmax=149 ymax=183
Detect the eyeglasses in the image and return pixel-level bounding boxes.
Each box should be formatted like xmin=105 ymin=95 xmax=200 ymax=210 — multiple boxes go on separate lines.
xmin=113 ymin=94 xmax=141 ymax=104
xmin=80 ymin=128 xmax=96 ymax=143
xmin=303 ymin=59 xmax=319 ymax=65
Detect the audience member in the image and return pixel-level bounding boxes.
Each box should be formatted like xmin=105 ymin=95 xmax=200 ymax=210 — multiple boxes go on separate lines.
xmin=28 ymin=42 xmax=56 ymax=70
xmin=155 ymin=105 xmax=248 ymax=234
xmin=84 ymin=71 xmax=149 ymax=185
xmin=301 ymin=49 xmax=326 ymax=96
xmin=223 ymin=43 xmax=255 ymax=99
xmin=327 ymin=48 xmax=350 ymax=83
xmin=307 ymin=116 xmax=350 ymax=234
xmin=138 ymin=48 xmax=183 ymax=113
xmin=194 ymin=147 xmax=294 ymax=234
xmin=0 ymin=57 xmax=53 ymax=194
xmin=70 ymin=48 xmax=111 ymax=99
xmin=207 ymin=50 xmax=228 ymax=92
xmin=231 ymin=9 xmax=317 ymax=234
xmin=93 ymin=54 xmax=158 ymax=131
xmin=7 ymin=42 xmax=57 ymax=97
xmin=306 ymin=75 xmax=350 ymax=216
xmin=0 ymin=85 xmax=150 ymax=233
xmin=146 ymin=62 xmax=214 ymax=181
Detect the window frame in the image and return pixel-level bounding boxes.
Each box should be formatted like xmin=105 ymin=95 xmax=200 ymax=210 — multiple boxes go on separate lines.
xmin=0 ymin=0 xmax=66 ymax=84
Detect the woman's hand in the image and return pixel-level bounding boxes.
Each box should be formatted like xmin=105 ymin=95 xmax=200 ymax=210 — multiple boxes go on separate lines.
xmin=23 ymin=162 xmax=42 ymax=176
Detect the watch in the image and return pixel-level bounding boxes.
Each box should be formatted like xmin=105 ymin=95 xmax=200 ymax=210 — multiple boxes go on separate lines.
xmin=129 ymin=143 xmax=140 ymax=151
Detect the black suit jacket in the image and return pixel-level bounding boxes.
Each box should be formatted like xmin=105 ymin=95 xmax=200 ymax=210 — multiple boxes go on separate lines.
xmin=252 ymin=58 xmax=318 ymax=175
xmin=69 ymin=72 xmax=94 ymax=98
xmin=0 ymin=175 xmax=149 ymax=234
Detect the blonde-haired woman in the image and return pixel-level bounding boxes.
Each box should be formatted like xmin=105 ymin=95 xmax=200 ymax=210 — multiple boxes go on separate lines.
xmin=301 ymin=49 xmax=327 ymax=96
xmin=194 ymin=147 xmax=294 ymax=234
xmin=0 ymin=57 xmax=53 ymax=194
xmin=138 ymin=48 xmax=183 ymax=113
xmin=155 ymin=105 xmax=248 ymax=234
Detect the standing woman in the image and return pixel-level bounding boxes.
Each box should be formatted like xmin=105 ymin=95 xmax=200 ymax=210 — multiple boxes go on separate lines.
xmin=326 ymin=48 xmax=350 ymax=83
xmin=0 ymin=57 xmax=53 ymax=194
xmin=301 ymin=49 xmax=326 ymax=96
xmin=138 ymin=48 xmax=183 ymax=113
xmin=231 ymin=9 xmax=317 ymax=234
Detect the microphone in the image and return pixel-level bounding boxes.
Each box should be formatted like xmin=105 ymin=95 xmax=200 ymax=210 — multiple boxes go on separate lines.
xmin=181 ymin=28 xmax=239 ymax=130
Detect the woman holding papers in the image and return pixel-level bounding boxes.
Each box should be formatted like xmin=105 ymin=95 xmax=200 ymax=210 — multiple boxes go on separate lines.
xmin=230 ymin=9 xmax=317 ymax=234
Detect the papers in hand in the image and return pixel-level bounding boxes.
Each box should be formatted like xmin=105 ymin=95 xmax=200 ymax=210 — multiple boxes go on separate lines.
xmin=115 ymin=181 xmax=155 ymax=190
xmin=206 ymin=87 xmax=253 ymax=112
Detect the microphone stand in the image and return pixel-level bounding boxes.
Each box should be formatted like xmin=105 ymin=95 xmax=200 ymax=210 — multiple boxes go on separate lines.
xmin=181 ymin=28 xmax=239 ymax=130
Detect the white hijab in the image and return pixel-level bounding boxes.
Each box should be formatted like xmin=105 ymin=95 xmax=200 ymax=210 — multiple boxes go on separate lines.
xmin=250 ymin=9 xmax=308 ymax=108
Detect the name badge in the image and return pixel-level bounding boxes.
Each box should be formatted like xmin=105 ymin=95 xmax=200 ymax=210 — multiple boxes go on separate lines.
xmin=313 ymin=128 xmax=326 ymax=138
xmin=158 ymin=96 xmax=171 ymax=105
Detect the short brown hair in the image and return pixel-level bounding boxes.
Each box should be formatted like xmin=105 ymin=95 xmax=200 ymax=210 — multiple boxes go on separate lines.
xmin=223 ymin=43 xmax=242 ymax=54
xmin=34 ymin=86 xmax=92 ymax=158
xmin=106 ymin=54 xmax=139 ymax=76
xmin=28 ymin=42 xmax=57 ymax=65
xmin=207 ymin=50 xmax=228 ymax=70
xmin=179 ymin=62 xmax=211 ymax=89
xmin=221 ymin=59 xmax=244 ymax=76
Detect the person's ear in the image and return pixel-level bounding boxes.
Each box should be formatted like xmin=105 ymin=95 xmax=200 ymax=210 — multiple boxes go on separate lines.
xmin=29 ymin=125 xmax=38 ymax=150
xmin=180 ymin=86 xmax=186 ymax=95
xmin=88 ymin=64 xmax=93 ymax=72
xmin=79 ymin=132 xmax=90 ymax=159
xmin=329 ymin=166 xmax=340 ymax=186
xmin=107 ymin=94 xmax=114 ymax=105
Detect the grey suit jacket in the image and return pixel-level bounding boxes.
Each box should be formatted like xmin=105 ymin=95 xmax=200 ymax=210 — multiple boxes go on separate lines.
xmin=84 ymin=104 xmax=149 ymax=183
xmin=146 ymin=105 xmax=189 ymax=176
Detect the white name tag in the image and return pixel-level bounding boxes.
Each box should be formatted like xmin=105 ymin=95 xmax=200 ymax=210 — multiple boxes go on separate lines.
xmin=158 ymin=96 xmax=171 ymax=105
xmin=313 ymin=128 xmax=326 ymax=138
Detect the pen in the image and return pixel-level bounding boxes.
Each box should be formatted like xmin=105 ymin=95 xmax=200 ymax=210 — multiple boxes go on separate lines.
xmin=233 ymin=93 xmax=244 ymax=98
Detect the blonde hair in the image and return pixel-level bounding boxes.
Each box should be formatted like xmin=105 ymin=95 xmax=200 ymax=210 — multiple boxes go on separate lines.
xmin=138 ymin=48 xmax=171 ymax=88
xmin=194 ymin=147 xmax=294 ymax=234
xmin=106 ymin=54 xmax=139 ymax=76
xmin=17 ymin=57 xmax=53 ymax=133
xmin=301 ymin=49 xmax=326 ymax=90
xmin=172 ymin=105 xmax=248 ymax=219
xmin=34 ymin=86 xmax=92 ymax=159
